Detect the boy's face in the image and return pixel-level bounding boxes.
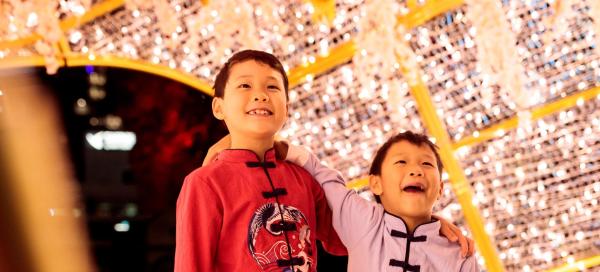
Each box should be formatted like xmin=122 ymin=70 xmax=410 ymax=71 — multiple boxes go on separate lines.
xmin=370 ymin=140 xmax=443 ymax=219
xmin=212 ymin=60 xmax=288 ymax=139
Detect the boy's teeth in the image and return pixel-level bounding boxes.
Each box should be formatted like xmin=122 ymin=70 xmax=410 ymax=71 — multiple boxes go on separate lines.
xmin=249 ymin=109 xmax=270 ymax=115
xmin=403 ymin=185 xmax=424 ymax=192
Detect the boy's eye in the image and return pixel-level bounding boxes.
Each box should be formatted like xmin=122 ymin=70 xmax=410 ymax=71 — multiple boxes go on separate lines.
xmin=238 ymin=83 xmax=251 ymax=88
xmin=422 ymin=162 xmax=434 ymax=167
xmin=267 ymin=85 xmax=280 ymax=90
xmin=395 ymin=160 xmax=406 ymax=165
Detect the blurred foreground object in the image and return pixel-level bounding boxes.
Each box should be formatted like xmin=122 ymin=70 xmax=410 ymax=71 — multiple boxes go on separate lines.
xmin=0 ymin=68 xmax=93 ymax=272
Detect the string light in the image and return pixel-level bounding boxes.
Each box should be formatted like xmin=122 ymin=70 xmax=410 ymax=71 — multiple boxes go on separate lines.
xmin=2 ymin=0 xmax=600 ymax=270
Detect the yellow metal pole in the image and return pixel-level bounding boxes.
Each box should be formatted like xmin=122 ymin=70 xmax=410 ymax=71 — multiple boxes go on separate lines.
xmin=0 ymin=56 xmax=50 ymax=69
xmin=398 ymin=0 xmax=464 ymax=29
xmin=306 ymin=0 xmax=336 ymax=25
xmin=0 ymin=36 xmax=41 ymax=51
xmin=287 ymin=41 xmax=356 ymax=88
xmin=408 ymin=80 xmax=505 ymax=272
xmin=453 ymin=86 xmax=600 ymax=149
xmin=345 ymin=176 xmax=369 ymax=189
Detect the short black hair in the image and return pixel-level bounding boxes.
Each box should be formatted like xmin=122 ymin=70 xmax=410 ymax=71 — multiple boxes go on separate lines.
xmin=212 ymin=50 xmax=289 ymax=99
xmin=369 ymin=131 xmax=443 ymax=203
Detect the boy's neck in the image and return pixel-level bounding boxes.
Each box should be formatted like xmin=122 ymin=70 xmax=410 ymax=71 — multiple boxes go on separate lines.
xmin=230 ymin=134 xmax=274 ymax=161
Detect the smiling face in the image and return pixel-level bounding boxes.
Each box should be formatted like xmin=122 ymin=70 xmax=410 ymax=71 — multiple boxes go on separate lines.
xmin=370 ymin=140 xmax=443 ymax=220
xmin=212 ymin=60 xmax=288 ymax=140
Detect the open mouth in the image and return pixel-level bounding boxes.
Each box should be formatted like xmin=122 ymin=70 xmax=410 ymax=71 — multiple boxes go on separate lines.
xmin=246 ymin=109 xmax=273 ymax=116
xmin=402 ymin=184 xmax=425 ymax=193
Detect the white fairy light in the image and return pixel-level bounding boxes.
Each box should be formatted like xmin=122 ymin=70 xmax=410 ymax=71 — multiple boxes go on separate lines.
xmin=69 ymin=31 xmax=82 ymax=44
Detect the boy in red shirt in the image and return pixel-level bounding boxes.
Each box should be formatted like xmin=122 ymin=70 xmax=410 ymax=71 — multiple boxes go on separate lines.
xmin=175 ymin=50 xmax=346 ymax=271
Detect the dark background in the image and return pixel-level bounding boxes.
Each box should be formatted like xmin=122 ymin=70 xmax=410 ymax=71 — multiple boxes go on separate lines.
xmin=39 ymin=67 xmax=347 ymax=271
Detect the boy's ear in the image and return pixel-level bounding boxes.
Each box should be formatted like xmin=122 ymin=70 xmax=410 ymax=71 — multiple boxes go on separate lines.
xmin=437 ymin=180 xmax=444 ymax=200
xmin=212 ymin=97 xmax=225 ymax=120
xmin=369 ymin=175 xmax=383 ymax=196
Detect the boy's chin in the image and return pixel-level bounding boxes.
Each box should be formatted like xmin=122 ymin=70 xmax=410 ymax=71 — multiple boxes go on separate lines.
xmin=386 ymin=204 xmax=433 ymax=218
xmin=233 ymin=129 xmax=280 ymax=140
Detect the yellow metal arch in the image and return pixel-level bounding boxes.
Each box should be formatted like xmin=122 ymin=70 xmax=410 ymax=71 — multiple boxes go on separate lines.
xmin=64 ymin=55 xmax=214 ymax=96
xmin=0 ymin=54 xmax=214 ymax=96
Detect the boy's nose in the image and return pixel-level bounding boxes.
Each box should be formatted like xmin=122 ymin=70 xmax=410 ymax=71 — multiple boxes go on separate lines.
xmin=409 ymin=167 xmax=423 ymax=176
xmin=252 ymin=92 xmax=269 ymax=102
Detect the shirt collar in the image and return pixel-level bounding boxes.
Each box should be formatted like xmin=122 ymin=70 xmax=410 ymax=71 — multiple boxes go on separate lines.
xmin=383 ymin=211 xmax=441 ymax=236
xmin=216 ymin=148 xmax=277 ymax=163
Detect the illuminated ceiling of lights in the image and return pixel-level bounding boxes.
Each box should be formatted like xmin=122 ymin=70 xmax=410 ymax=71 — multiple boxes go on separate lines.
xmin=1 ymin=0 xmax=600 ymax=271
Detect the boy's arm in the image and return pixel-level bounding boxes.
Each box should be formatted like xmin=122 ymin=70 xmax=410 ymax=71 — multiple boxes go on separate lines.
xmin=435 ymin=216 xmax=476 ymax=257
xmin=174 ymin=175 xmax=222 ymax=272
xmin=287 ymin=144 xmax=381 ymax=249
xmin=290 ymin=145 xmax=475 ymax=257
xmin=313 ymin=184 xmax=348 ymax=255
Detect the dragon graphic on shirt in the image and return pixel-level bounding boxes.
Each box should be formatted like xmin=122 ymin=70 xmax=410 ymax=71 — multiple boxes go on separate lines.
xmin=247 ymin=203 xmax=314 ymax=272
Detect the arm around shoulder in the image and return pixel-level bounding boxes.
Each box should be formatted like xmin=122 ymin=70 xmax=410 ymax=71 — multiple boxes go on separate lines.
xmin=287 ymin=144 xmax=383 ymax=248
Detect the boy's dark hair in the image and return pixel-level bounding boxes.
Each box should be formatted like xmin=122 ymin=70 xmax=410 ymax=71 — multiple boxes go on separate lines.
xmin=369 ymin=131 xmax=443 ymax=175
xmin=369 ymin=131 xmax=443 ymax=203
xmin=212 ymin=50 xmax=289 ymax=99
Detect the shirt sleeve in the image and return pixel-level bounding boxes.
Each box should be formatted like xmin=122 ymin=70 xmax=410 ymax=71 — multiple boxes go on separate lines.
xmin=288 ymin=145 xmax=381 ymax=249
xmin=313 ymin=181 xmax=348 ymax=256
xmin=174 ymin=173 xmax=223 ymax=272
xmin=460 ymin=255 xmax=482 ymax=272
